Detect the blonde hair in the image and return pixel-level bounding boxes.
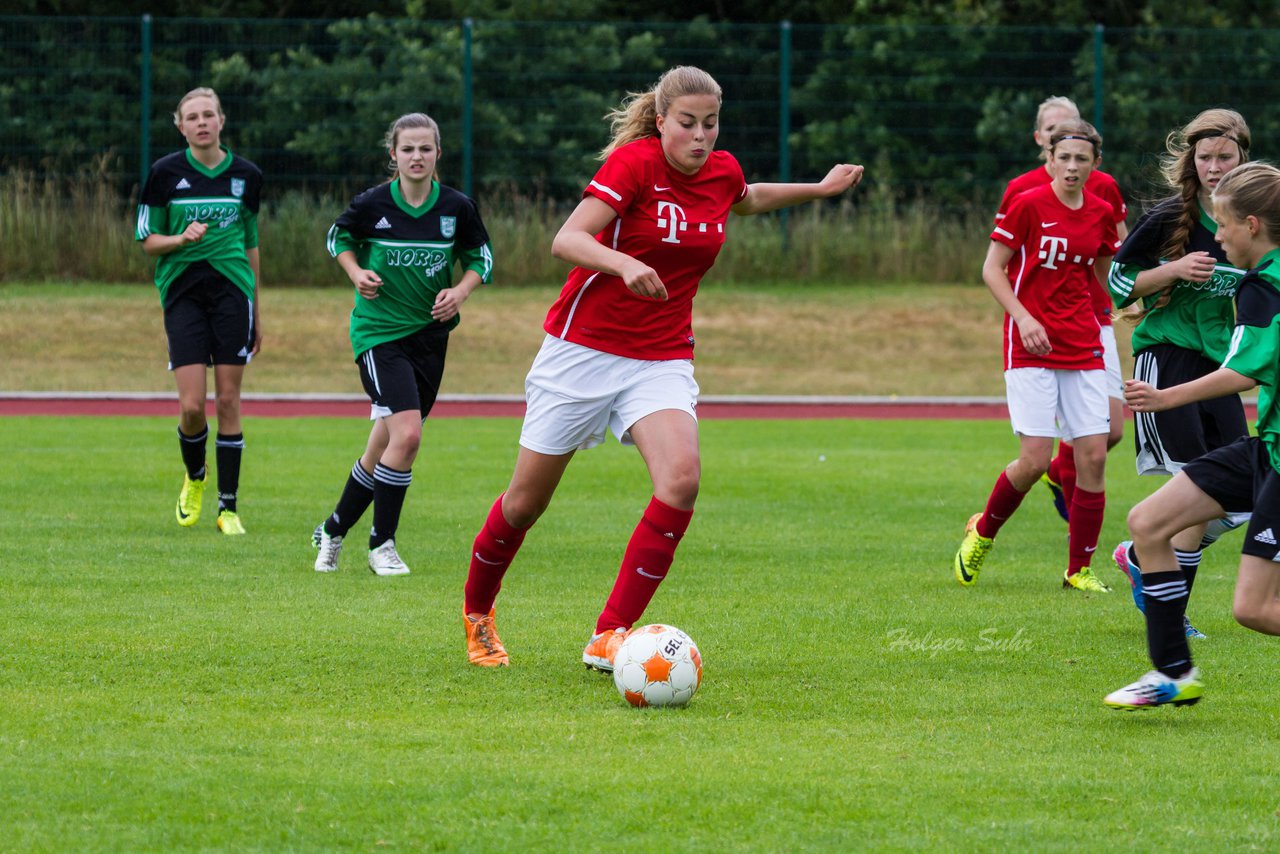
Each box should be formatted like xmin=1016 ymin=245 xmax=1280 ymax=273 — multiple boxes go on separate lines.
xmin=384 ymin=112 xmax=442 ymax=182
xmin=173 ymin=87 xmax=223 ymax=127
xmin=1035 ymin=95 xmax=1079 ymax=132
xmin=600 ymin=66 xmax=722 ymax=160
xmin=1034 ymin=96 xmax=1080 ymax=162
xmin=1158 ymin=109 xmax=1251 ymax=261
xmin=1048 ymin=118 xmax=1102 ymax=160
xmin=1214 ymin=160 xmax=1280 ymax=246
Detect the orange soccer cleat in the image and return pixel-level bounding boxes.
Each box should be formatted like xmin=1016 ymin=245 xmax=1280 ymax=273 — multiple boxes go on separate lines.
xmin=464 ymin=608 xmax=509 ymax=667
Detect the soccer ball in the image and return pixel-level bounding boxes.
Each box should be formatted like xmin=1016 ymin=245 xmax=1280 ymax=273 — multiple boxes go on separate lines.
xmin=612 ymin=624 xmax=702 ymax=708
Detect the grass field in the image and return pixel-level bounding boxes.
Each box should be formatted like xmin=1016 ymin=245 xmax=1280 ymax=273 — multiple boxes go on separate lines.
xmin=4 ymin=415 xmax=1279 ymax=850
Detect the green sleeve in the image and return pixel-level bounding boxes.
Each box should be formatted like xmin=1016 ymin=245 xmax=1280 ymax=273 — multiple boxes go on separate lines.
xmin=1222 ymin=323 xmax=1280 ymax=389
xmin=456 ymin=241 xmax=494 ymax=284
xmin=242 ymin=208 xmax=259 ymax=250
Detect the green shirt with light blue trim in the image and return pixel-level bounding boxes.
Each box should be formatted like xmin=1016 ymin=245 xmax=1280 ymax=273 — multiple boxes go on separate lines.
xmin=327 ymin=179 xmax=494 ymax=359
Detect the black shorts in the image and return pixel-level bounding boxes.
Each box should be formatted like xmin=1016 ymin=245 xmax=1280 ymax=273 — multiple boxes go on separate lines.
xmin=1183 ymin=436 xmax=1280 ymax=560
xmin=163 ymin=264 xmax=254 ymax=369
xmin=357 ymin=325 xmax=449 ymax=419
xmin=1132 ymin=344 xmax=1248 ymax=475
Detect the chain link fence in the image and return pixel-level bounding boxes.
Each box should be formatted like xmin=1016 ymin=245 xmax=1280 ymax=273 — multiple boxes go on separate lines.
xmin=4 ymin=16 xmax=1279 ymax=210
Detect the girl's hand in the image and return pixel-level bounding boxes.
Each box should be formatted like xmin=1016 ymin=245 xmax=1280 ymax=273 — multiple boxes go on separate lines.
xmin=432 ymin=286 xmax=466 ymax=322
xmin=1169 ymin=251 xmax=1216 ymax=283
xmin=250 ymin=323 xmax=263 ymax=356
xmin=1124 ymin=379 xmax=1165 ymax=412
xmin=1015 ymin=315 xmax=1051 ymax=356
xmin=818 ymin=164 xmax=864 ymax=197
xmin=619 ymin=258 xmax=667 ymax=301
xmin=350 ymin=269 xmax=383 ymax=300
xmin=180 ymin=221 xmax=208 ymax=245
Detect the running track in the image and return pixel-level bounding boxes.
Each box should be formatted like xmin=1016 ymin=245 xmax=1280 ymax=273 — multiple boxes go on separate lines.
xmin=3 ymin=393 xmax=1252 ymax=420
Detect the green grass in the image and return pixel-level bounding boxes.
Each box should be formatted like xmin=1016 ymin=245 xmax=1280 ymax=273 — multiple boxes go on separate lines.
xmin=3 ymin=416 xmax=1279 ymax=850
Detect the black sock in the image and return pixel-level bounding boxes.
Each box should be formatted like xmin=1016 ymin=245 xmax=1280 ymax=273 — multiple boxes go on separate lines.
xmin=178 ymin=426 xmax=208 ymax=480
xmin=1142 ymin=570 xmax=1192 ymax=678
xmin=1174 ymin=548 xmax=1200 ymax=595
xmin=369 ymin=463 xmax=412 ymax=549
xmin=216 ymin=432 xmax=244 ymax=512
xmin=326 ymin=460 xmax=375 ymax=537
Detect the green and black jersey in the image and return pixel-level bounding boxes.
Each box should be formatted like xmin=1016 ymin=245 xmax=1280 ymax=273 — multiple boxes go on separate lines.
xmin=1222 ymin=251 xmax=1280 ymax=473
xmin=327 ymin=179 xmax=494 ymax=359
xmin=135 ymin=145 xmax=263 ymax=305
xmin=1107 ymin=196 xmax=1246 ymax=363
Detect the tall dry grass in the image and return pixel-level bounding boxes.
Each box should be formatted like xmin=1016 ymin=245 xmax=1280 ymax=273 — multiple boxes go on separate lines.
xmin=0 ymin=174 xmax=991 ymax=286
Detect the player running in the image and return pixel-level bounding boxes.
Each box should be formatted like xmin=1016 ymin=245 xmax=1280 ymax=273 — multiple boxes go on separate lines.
xmin=135 ymin=87 xmax=262 ymax=536
xmin=954 ymin=119 xmax=1122 ymax=593
xmin=459 ymin=65 xmax=863 ymax=668
xmin=1106 ymin=161 xmax=1280 ymax=710
xmin=995 ymin=96 xmax=1128 ymax=523
xmin=311 ymin=112 xmax=493 ymax=576
xmin=1107 ymin=109 xmax=1252 ymax=641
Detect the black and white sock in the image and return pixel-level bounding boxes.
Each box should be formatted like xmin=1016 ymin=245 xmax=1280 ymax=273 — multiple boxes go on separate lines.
xmin=216 ymin=432 xmax=244 ymax=512
xmin=1142 ymin=570 xmax=1192 ymax=679
xmin=326 ymin=460 xmax=375 ymax=538
xmin=178 ymin=425 xmax=208 ymax=480
xmin=369 ymin=463 xmax=412 ymax=549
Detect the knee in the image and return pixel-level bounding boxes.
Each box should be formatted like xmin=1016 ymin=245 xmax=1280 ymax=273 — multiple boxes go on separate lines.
xmin=1127 ymin=500 xmax=1168 ymax=545
xmin=658 ymin=462 xmax=701 ymax=509
xmin=178 ymin=398 xmax=206 ymax=427
xmin=214 ymin=390 xmax=240 ymax=422
xmin=502 ymin=489 xmax=549 ymax=529
xmin=1233 ymin=601 xmax=1268 ymax=633
xmin=392 ymin=425 xmax=422 ymax=459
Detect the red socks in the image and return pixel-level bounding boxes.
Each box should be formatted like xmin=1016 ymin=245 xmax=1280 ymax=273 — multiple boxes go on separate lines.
xmin=464 ymin=494 xmax=529 ymax=616
xmin=975 ymin=471 xmax=1028 ymax=540
xmin=1067 ymin=486 xmax=1106 ymax=575
xmin=595 ymin=496 xmax=694 ymax=634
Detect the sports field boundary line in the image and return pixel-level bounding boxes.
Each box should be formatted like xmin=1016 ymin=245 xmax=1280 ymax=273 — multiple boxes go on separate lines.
xmin=0 ymin=391 xmax=1018 ymax=419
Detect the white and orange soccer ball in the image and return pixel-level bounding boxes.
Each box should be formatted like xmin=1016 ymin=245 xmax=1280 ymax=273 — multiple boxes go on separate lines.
xmin=612 ymin=624 xmax=703 ymax=708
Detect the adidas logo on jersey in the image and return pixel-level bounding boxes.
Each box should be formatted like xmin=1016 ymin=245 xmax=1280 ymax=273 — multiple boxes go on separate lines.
xmin=175 ymin=178 xmax=191 ymax=190
xmin=374 ymin=217 xmax=392 ymax=229
xmin=1254 ymin=528 xmax=1277 ymax=545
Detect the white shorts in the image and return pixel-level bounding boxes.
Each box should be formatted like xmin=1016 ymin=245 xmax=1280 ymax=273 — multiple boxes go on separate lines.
xmin=1004 ymin=367 xmax=1110 ymax=440
xmin=1101 ymin=324 xmax=1123 ymax=400
xmin=519 ymin=335 xmax=699 ymax=455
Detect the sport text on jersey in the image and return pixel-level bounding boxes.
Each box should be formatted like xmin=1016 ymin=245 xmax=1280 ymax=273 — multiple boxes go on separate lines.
xmin=176 ymin=198 xmax=242 ymax=230
xmin=372 ymin=241 xmax=450 ymax=277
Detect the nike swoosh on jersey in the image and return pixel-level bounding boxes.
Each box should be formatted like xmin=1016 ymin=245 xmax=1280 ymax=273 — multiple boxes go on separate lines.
xmin=653 ymin=185 xmax=671 ymax=192
xmin=1041 ymin=221 xmax=1058 ymax=227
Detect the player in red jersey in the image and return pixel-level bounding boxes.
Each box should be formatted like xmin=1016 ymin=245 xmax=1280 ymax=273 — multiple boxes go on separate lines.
xmin=955 ymin=119 xmax=1122 ymax=593
xmin=460 ymin=65 xmax=863 ymax=668
xmin=996 ymin=96 xmax=1129 ymax=524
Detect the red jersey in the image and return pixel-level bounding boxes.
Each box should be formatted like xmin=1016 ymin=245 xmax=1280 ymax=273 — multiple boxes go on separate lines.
xmin=996 ymin=165 xmax=1126 ymax=326
xmin=543 ymin=136 xmax=748 ymax=360
xmin=991 ymin=183 xmax=1121 ymax=371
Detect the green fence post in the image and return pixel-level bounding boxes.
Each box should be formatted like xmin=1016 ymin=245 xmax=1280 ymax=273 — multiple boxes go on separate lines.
xmin=779 ymin=20 xmax=791 ymax=252
xmin=140 ymin=13 xmax=152 ymax=186
xmin=462 ymin=18 xmax=473 ymax=198
xmin=1092 ymin=22 xmax=1104 ymax=132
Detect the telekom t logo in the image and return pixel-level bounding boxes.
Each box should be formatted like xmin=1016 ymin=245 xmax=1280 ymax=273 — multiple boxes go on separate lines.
xmin=1038 ymin=235 xmax=1068 ymax=269
xmin=657 ymin=201 xmax=688 ymax=244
